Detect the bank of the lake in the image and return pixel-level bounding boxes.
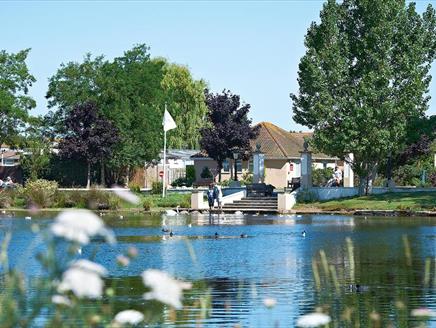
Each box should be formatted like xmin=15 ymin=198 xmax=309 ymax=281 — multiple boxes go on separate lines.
xmin=294 ymin=191 xmax=436 ymax=213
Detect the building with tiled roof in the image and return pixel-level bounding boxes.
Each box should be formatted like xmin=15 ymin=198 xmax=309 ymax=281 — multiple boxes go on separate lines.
xmin=192 ymin=122 xmax=339 ymax=188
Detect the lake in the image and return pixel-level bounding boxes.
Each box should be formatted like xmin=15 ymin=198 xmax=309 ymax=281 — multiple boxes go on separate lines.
xmin=1 ymin=212 xmax=435 ymax=327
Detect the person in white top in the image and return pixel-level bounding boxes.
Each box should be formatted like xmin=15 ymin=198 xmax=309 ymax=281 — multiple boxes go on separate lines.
xmin=333 ymin=166 xmax=342 ymax=186
xmin=213 ymin=184 xmax=223 ymax=210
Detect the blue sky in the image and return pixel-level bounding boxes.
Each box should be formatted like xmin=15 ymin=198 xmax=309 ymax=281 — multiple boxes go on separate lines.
xmin=1 ymin=0 xmax=435 ymax=131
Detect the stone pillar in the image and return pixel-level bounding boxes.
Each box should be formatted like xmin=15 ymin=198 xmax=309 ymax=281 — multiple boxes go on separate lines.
xmin=277 ymin=191 xmax=297 ymax=213
xmin=343 ymin=153 xmax=354 ymax=188
xmin=253 ymin=144 xmax=265 ymax=183
xmin=299 ymin=150 xmax=312 ymax=190
xmin=191 ymin=190 xmax=206 ymax=210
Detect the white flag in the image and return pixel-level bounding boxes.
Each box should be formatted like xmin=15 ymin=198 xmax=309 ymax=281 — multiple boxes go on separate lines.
xmin=163 ymin=109 xmax=177 ymax=132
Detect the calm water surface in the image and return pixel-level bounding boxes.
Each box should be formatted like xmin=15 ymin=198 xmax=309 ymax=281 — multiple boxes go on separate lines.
xmin=1 ymin=212 xmax=435 ymax=327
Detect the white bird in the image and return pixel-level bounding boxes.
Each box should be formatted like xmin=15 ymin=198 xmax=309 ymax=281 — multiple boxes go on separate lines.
xmin=234 ymin=211 xmax=243 ymax=216
xmin=188 ymin=223 xmax=192 ymax=228
xmin=1 ymin=210 xmax=6 ymax=214
xmin=302 ymin=230 xmax=306 ymax=238
xmin=165 ymin=206 xmax=180 ymax=216
xmin=119 ymin=215 xmax=124 ymax=219
xmin=25 ymin=216 xmax=31 ymax=220
xmin=77 ymin=247 xmax=82 ymax=255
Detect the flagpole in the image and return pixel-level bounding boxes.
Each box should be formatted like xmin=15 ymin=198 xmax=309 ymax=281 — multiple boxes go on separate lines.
xmin=162 ymin=103 xmax=167 ymax=198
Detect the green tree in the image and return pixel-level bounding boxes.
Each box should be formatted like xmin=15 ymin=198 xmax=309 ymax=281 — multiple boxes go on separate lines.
xmin=46 ymin=53 xmax=105 ymax=116
xmin=291 ymin=0 xmax=436 ymax=194
xmin=159 ymin=60 xmax=208 ymax=149
xmin=46 ymin=45 xmax=207 ymax=185
xmin=20 ymin=117 xmax=52 ymax=182
xmin=0 ymin=49 xmax=36 ymax=146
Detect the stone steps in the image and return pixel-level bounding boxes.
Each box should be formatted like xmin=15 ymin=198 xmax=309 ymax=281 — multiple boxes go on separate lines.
xmin=222 ymin=196 xmax=278 ymax=213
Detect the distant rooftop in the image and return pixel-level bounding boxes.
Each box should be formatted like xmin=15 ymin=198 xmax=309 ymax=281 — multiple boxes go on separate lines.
xmin=191 ymin=122 xmax=336 ymax=160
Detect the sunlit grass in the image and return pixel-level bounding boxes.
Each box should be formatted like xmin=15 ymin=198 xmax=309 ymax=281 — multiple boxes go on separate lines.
xmin=295 ymin=192 xmax=436 ymax=211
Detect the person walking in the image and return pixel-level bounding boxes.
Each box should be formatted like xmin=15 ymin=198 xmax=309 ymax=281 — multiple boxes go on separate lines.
xmin=213 ymin=183 xmax=223 ymax=210
xmin=207 ymin=184 xmax=215 ymax=210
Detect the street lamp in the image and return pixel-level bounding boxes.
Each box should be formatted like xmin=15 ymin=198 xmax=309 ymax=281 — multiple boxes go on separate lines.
xmin=232 ymin=150 xmax=239 ymax=181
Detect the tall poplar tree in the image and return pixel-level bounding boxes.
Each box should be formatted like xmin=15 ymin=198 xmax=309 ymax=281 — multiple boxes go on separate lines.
xmin=291 ymin=0 xmax=436 ymax=193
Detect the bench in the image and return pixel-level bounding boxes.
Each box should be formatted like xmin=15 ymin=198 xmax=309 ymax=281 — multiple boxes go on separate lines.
xmin=287 ymin=177 xmax=300 ymax=192
xmin=246 ymin=183 xmax=275 ymax=197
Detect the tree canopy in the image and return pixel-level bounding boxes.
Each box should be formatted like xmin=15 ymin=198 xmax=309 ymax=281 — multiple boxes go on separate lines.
xmin=46 ymin=45 xmax=208 ymax=183
xmin=291 ymin=0 xmax=436 ymax=192
xmin=200 ymin=89 xmax=259 ymax=181
xmin=0 ymin=49 xmax=36 ymax=146
xmin=58 ymin=102 xmax=119 ymax=188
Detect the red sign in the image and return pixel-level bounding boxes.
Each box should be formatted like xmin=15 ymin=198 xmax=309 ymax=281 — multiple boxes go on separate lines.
xmin=159 ymin=171 xmax=164 ymax=178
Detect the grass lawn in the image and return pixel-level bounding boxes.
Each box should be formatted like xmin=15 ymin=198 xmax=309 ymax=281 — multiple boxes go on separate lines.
xmin=123 ymin=193 xmax=191 ymax=210
xmin=294 ymin=192 xmax=436 ymax=212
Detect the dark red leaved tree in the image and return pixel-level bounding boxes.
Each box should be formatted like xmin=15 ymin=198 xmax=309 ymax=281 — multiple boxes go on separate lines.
xmin=58 ymin=102 xmax=119 ymax=188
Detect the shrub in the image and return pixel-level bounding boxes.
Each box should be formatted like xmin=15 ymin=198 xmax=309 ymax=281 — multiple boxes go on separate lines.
xmin=0 ymin=192 xmax=12 ymax=208
xmin=312 ymin=167 xmax=334 ymax=187
xmin=107 ymin=194 xmax=121 ymax=210
xmin=152 ymin=181 xmax=163 ymax=195
xmin=143 ymin=198 xmax=154 ymax=211
xmin=24 ymin=179 xmax=58 ymax=208
xmin=171 ymin=177 xmax=193 ymax=187
xmin=186 ymin=165 xmax=196 ymax=184
xmin=200 ymin=167 xmax=213 ymax=179
xmin=128 ymin=183 xmax=141 ymax=193
xmin=240 ymin=172 xmax=253 ymax=185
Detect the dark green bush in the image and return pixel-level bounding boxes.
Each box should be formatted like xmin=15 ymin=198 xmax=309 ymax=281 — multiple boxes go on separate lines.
xmin=200 ymin=167 xmax=213 ymax=179
xmin=186 ymin=165 xmax=195 ymax=183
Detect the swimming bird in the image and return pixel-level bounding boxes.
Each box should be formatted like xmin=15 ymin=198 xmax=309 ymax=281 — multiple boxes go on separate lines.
xmin=234 ymin=211 xmax=243 ymax=216
xmin=77 ymin=247 xmax=82 ymax=255
xmin=188 ymin=223 xmax=192 ymax=228
xmin=165 ymin=206 xmax=180 ymax=216
xmin=162 ymin=228 xmax=170 ymax=233
xmin=240 ymin=234 xmax=248 ymax=238
xmin=214 ymin=232 xmax=219 ymax=239
xmin=25 ymin=216 xmax=31 ymax=220
xmin=169 ymin=231 xmax=174 ymax=237
xmin=301 ymin=230 xmax=306 ymax=237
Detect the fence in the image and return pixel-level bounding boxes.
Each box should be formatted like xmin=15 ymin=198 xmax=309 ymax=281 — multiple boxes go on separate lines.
xmin=132 ymin=165 xmax=186 ymax=188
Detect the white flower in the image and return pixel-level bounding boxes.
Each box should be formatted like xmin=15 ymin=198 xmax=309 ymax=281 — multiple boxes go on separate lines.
xmin=114 ymin=310 xmax=144 ymax=325
xmin=263 ymin=297 xmax=277 ymax=308
xmin=51 ymin=209 xmax=115 ymax=245
xmin=51 ymin=294 xmax=72 ymax=306
xmin=112 ymin=185 xmax=140 ymax=205
xmin=142 ymin=269 xmax=192 ymax=309
xmin=296 ymin=313 xmax=331 ymax=327
xmin=58 ymin=260 xmax=107 ymax=299
xmin=411 ymin=308 xmax=436 ymax=317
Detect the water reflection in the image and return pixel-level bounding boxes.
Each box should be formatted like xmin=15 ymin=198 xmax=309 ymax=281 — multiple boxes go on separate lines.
xmin=0 ymin=213 xmax=434 ymax=326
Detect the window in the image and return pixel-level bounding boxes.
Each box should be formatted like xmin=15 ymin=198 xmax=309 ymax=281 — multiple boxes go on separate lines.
xmin=3 ymin=159 xmax=16 ymax=166
xmin=248 ymin=160 xmax=254 ymax=173
xmin=222 ymin=159 xmax=230 ymax=172
xmin=236 ymin=160 xmax=242 ymax=172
